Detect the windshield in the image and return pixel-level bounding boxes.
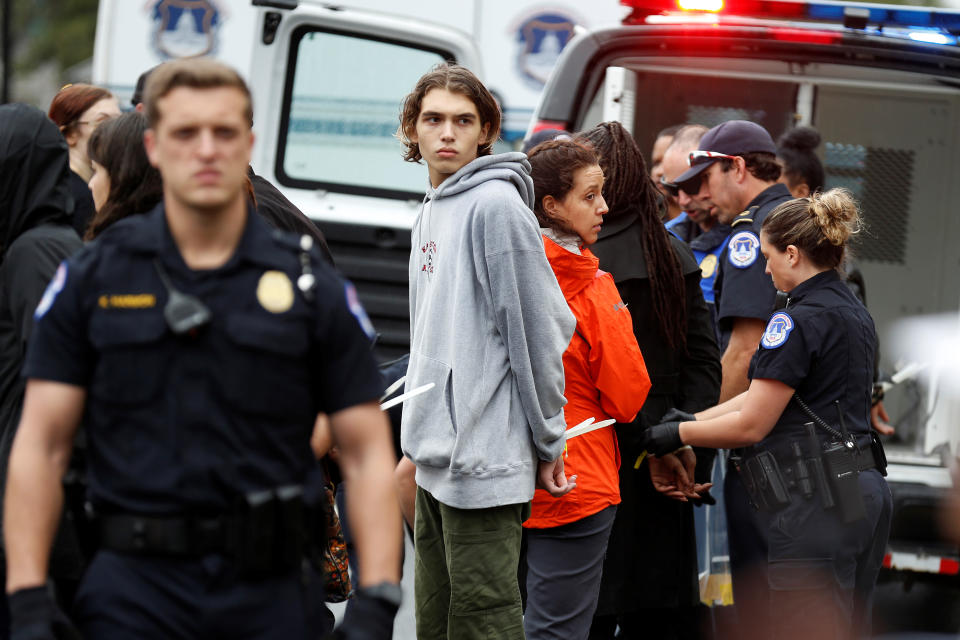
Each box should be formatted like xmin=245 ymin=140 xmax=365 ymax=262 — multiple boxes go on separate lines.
xmin=277 ymin=27 xmax=450 ymax=199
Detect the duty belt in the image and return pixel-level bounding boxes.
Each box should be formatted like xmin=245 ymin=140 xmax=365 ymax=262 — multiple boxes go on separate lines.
xmin=99 ymin=514 xmax=234 ymax=557
xmin=96 ymin=485 xmax=314 ymax=577
xmin=761 ymin=433 xmax=879 ymax=476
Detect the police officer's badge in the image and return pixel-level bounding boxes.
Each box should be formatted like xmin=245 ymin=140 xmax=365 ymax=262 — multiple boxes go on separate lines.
xmin=728 ymin=231 xmax=760 ymax=269
xmin=699 ymin=253 xmax=718 ymax=279
xmin=761 ymin=312 xmax=794 ymax=349
xmin=257 ymin=270 xmax=294 ymax=313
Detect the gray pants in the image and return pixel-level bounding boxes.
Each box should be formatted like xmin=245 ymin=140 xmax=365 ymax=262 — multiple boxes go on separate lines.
xmin=524 ymin=505 xmax=617 ymax=640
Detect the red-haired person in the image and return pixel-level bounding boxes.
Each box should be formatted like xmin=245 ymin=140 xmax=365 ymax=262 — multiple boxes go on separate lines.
xmin=524 ymin=138 xmax=651 ymax=640
xmin=48 ymin=84 xmax=121 ymax=236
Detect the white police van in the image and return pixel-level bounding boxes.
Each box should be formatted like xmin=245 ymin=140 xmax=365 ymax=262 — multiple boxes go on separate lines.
xmin=92 ymin=0 xmax=628 ymax=361
xmin=527 ymin=0 xmax=960 ymax=617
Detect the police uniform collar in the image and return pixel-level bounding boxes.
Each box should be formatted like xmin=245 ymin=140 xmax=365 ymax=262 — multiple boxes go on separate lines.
xmin=119 ymin=202 xmax=293 ymax=271
xmin=786 ymin=269 xmax=841 ymax=304
xmin=689 ymin=223 xmax=731 ymax=251
xmin=745 ymin=182 xmax=792 ymax=212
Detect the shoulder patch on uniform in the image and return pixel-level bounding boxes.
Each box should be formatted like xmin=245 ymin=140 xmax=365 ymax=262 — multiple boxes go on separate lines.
xmin=345 ymin=282 xmax=376 ymax=341
xmin=761 ymin=311 xmax=795 ymax=349
xmin=34 ymin=262 xmax=68 ymax=320
xmin=728 ymin=231 xmax=760 ymax=269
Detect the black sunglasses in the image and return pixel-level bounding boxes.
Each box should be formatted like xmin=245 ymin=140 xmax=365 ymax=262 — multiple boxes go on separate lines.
xmin=659 ymin=173 xmax=705 ymax=198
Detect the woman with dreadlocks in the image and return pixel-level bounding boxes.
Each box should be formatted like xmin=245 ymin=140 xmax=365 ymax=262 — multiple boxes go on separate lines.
xmin=578 ymin=122 xmax=721 ymax=640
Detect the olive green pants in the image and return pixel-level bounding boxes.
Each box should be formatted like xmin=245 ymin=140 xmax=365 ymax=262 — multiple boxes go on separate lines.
xmin=414 ymin=487 xmax=530 ymax=640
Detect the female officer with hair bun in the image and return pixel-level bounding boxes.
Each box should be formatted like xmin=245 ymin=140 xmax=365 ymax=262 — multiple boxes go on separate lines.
xmin=644 ymin=188 xmax=892 ymax=640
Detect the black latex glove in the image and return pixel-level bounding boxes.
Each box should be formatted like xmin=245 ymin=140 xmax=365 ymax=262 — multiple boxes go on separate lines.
xmin=8 ymin=586 xmax=81 ymax=640
xmin=327 ymin=589 xmax=400 ymax=640
xmin=661 ymin=408 xmax=696 ymax=423
xmin=641 ymin=421 xmax=683 ymax=457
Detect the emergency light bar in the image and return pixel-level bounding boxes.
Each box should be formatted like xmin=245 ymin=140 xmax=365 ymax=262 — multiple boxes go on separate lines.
xmin=622 ymin=0 xmax=960 ymax=33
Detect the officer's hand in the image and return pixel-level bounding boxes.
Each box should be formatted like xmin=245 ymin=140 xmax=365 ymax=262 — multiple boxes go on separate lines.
xmin=327 ymin=587 xmax=400 ymax=640
xmin=661 ymin=408 xmax=696 ymax=424
xmin=536 ymin=457 xmax=577 ymax=498
xmin=8 ymin=586 xmax=81 ymax=640
xmin=640 ymin=421 xmax=683 ymax=457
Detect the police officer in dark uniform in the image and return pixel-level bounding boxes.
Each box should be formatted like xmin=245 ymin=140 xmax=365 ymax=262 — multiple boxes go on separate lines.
xmin=4 ymin=59 xmax=402 ymax=640
xmin=642 ymin=188 xmax=892 ymax=640
xmin=668 ymin=120 xmax=795 ymax=633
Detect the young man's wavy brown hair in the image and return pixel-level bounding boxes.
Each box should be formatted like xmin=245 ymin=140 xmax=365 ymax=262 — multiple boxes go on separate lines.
xmin=398 ymin=63 xmax=500 ymax=163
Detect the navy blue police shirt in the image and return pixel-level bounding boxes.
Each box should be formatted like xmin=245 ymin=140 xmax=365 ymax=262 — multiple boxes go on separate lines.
xmin=714 ymin=183 xmax=793 ymax=351
xmin=748 ymin=269 xmax=877 ymax=446
xmin=24 ymin=204 xmax=384 ymax=516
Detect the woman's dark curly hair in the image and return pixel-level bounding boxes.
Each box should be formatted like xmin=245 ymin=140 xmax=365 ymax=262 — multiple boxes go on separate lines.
xmin=85 ymin=112 xmax=162 ymax=240
xmin=527 ymin=138 xmax=600 ymax=233
xmin=578 ymin=121 xmax=688 ymax=352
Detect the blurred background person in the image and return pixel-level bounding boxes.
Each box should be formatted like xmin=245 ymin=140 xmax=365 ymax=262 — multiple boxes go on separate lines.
xmin=84 ymin=112 xmax=163 ymax=240
xmin=578 ymin=121 xmax=720 ymax=640
xmin=0 ymin=104 xmax=84 ymax=637
xmin=651 ymin=124 xmax=683 ymax=222
xmin=47 ymin=83 xmax=121 ymax=237
xmin=776 ymin=126 xmax=824 ymax=199
xmin=524 ymin=138 xmax=651 ymax=640
xmin=662 ymin=124 xmax=730 ymax=334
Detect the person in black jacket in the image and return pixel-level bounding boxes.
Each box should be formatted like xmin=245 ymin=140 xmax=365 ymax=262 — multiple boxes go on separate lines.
xmin=578 ymin=122 xmax=721 ymax=640
xmin=0 ymin=104 xmax=84 ymax=637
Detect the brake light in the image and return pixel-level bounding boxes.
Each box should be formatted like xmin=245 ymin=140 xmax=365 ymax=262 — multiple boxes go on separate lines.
xmin=678 ymin=0 xmax=723 ymax=11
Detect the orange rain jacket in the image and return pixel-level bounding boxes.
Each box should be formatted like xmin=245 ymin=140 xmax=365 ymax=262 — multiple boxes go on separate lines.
xmin=526 ymin=237 xmax=651 ymax=529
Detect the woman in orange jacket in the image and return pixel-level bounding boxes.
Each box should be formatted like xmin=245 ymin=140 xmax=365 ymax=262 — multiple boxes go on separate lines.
xmin=523 ymin=139 xmax=652 ymax=640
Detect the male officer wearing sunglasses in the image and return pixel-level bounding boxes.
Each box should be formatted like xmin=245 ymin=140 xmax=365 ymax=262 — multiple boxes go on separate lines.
xmin=670 ymin=120 xmax=792 ymax=393
xmin=664 ymin=119 xmax=792 ymax=633
xmin=661 ymin=124 xmax=731 ymax=333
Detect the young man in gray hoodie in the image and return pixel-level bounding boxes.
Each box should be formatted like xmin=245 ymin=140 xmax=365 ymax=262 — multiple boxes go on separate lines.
xmin=398 ymin=63 xmax=576 ymax=640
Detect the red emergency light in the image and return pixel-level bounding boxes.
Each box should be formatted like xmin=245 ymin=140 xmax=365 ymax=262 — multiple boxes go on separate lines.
xmin=677 ymin=0 xmax=723 ymax=11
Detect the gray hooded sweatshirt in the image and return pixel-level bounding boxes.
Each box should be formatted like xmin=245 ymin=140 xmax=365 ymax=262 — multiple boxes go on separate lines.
xmin=401 ymin=152 xmax=575 ymax=510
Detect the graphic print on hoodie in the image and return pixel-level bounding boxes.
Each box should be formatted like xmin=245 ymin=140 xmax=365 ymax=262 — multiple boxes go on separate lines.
xmin=401 ymin=152 xmax=576 ymax=510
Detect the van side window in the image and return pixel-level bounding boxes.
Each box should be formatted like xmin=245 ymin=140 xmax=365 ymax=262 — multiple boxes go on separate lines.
xmin=277 ymin=27 xmax=450 ymax=199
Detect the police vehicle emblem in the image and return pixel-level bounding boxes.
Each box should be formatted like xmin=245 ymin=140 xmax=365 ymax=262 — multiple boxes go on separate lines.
xmin=34 ymin=262 xmax=68 ymax=320
xmin=257 ymin=271 xmax=294 ymax=314
xmin=150 ymin=0 xmax=222 ymax=60
xmin=345 ymin=283 xmax=376 ymax=340
xmin=513 ymin=12 xmax=577 ymax=90
xmin=728 ymin=231 xmax=760 ymax=269
xmin=761 ymin=312 xmax=794 ymax=349
xmin=700 ymin=253 xmax=718 ymax=278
